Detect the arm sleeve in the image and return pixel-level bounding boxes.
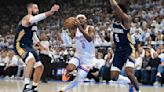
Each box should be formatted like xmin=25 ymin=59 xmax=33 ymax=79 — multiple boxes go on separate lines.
xmin=29 ymin=13 xmax=46 ymax=24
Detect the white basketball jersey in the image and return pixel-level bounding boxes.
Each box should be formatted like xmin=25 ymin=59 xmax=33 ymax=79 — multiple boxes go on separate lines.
xmin=74 ymin=25 xmax=95 ymax=58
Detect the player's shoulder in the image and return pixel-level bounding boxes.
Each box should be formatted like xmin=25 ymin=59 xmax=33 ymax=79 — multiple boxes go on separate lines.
xmin=23 ymin=14 xmax=33 ymax=21
xmin=22 ymin=14 xmax=33 ymax=27
xmin=88 ymin=25 xmax=95 ymax=31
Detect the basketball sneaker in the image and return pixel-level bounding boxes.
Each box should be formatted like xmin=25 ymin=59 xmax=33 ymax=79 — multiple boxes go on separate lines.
xmin=23 ymin=84 xmax=31 ymax=92
xmin=62 ymin=69 xmax=70 ymax=81
xmin=31 ymin=85 xmax=38 ymax=92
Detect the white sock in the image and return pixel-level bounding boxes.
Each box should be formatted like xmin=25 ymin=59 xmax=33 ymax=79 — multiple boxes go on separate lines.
xmin=24 ymin=78 xmax=30 ymax=85
xmin=32 ymin=82 xmax=38 ymax=86
xmin=62 ymin=69 xmax=88 ymax=92
xmin=117 ymin=75 xmax=131 ymax=84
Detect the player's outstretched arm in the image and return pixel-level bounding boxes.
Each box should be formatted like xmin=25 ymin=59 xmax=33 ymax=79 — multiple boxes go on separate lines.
xmin=109 ymin=0 xmax=128 ymax=20
xmin=22 ymin=4 xmax=59 ymax=26
xmin=109 ymin=0 xmax=130 ymax=29
xmin=29 ymin=4 xmax=60 ymax=24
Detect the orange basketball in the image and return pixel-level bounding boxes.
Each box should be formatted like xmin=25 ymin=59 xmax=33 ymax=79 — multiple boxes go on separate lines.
xmin=64 ymin=17 xmax=77 ymax=29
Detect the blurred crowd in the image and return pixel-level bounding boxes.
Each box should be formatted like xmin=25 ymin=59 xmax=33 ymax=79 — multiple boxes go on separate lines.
xmin=0 ymin=0 xmax=163 ymax=86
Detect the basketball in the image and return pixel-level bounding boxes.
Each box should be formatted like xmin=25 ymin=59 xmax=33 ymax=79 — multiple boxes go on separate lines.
xmin=64 ymin=17 xmax=77 ymax=29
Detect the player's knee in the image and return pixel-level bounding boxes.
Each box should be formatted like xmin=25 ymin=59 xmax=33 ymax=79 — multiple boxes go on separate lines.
xmin=26 ymin=58 xmax=35 ymax=66
xmin=39 ymin=64 xmax=44 ymax=70
xmin=110 ymin=71 xmax=119 ymax=81
xmin=35 ymin=64 xmax=44 ymax=71
xmin=125 ymin=68 xmax=134 ymax=77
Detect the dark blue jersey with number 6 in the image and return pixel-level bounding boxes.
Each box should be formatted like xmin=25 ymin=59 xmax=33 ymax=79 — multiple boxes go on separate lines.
xmin=112 ymin=22 xmax=132 ymax=49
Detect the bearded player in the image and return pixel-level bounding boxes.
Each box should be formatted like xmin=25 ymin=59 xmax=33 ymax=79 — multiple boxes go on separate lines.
xmin=13 ymin=3 xmax=59 ymax=92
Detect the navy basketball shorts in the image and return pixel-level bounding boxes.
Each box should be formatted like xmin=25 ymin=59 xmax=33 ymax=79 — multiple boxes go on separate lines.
xmin=14 ymin=46 xmax=42 ymax=68
xmin=111 ymin=47 xmax=135 ymax=71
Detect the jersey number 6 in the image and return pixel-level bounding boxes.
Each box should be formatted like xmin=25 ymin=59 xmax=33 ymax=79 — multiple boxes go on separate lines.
xmin=114 ymin=34 xmax=120 ymax=42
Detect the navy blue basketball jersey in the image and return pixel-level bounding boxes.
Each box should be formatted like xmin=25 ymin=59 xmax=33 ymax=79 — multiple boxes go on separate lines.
xmin=112 ymin=22 xmax=132 ymax=49
xmin=13 ymin=23 xmax=41 ymax=62
xmin=14 ymin=23 xmax=37 ymax=48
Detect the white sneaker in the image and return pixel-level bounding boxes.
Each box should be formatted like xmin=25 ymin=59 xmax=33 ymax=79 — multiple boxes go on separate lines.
xmin=4 ymin=76 xmax=10 ymax=79
xmin=153 ymin=81 xmax=160 ymax=86
xmin=136 ymin=90 xmax=141 ymax=92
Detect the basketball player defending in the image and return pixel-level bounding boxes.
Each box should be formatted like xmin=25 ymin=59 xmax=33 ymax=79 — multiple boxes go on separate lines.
xmin=109 ymin=0 xmax=141 ymax=92
xmin=59 ymin=14 xmax=96 ymax=92
xmin=13 ymin=3 xmax=59 ymax=92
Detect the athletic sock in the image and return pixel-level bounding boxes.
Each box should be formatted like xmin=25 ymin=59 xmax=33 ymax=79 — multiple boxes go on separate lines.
xmin=24 ymin=78 xmax=30 ymax=85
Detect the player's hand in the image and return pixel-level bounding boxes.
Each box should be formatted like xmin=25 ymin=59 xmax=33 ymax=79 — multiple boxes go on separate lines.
xmin=50 ymin=4 xmax=60 ymax=12
xmin=74 ymin=19 xmax=81 ymax=28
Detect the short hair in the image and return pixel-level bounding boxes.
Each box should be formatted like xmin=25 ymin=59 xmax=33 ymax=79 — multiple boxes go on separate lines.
xmin=118 ymin=3 xmax=127 ymax=13
xmin=27 ymin=3 xmax=34 ymax=9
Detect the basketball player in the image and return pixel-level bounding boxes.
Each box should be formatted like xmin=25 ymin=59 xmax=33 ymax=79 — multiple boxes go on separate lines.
xmin=109 ymin=0 xmax=141 ymax=92
xmin=13 ymin=3 xmax=59 ymax=92
xmin=59 ymin=14 xmax=96 ymax=92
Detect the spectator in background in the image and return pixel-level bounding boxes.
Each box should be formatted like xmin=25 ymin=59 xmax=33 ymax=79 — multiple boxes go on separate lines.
xmin=95 ymin=51 xmax=106 ymax=81
xmin=154 ymin=57 xmax=164 ymax=86
xmin=16 ymin=57 xmax=25 ymax=79
xmin=157 ymin=45 xmax=164 ymax=59
xmin=141 ymin=48 xmax=151 ymax=84
xmin=131 ymin=30 xmax=142 ymax=45
xmin=0 ymin=50 xmax=7 ymax=77
xmin=0 ymin=49 xmax=10 ymax=76
xmin=61 ymin=28 xmax=72 ymax=46
xmin=141 ymin=26 xmax=150 ymax=42
xmin=87 ymin=52 xmax=105 ymax=82
xmin=103 ymin=48 xmax=113 ymax=82
xmin=3 ymin=50 xmax=18 ymax=78
xmin=146 ymin=52 xmax=161 ymax=85
xmin=156 ymin=31 xmax=163 ymax=44
xmin=134 ymin=51 xmax=143 ymax=82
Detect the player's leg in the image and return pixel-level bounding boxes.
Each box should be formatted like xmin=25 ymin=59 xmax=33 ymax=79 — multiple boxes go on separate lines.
xmin=65 ymin=64 xmax=77 ymax=76
xmin=63 ymin=57 xmax=80 ymax=81
xmin=125 ymin=59 xmax=140 ymax=91
xmin=32 ymin=63 xmax=44 ymax=92
xmin=23 ymin=52 xmax=36 ymax=92
xmin=59 ymin=57 xmax=89 ymax=92
xmin=111 ymin=66 xmax=130 ymax=84
xmin=31 ymin=50 xmax=44 ymax=92
xmin=111 ymin=53 xmax=131 ymax=84
xmin=110 ymin=66 xmax=120 ymax=81
xmin=110 ymin=53 xmax=125 ymax=81
xmin=60 ymin=68 xmax=88 ymax=92
xmin=125 ymin=46 xmax=140 ymax=92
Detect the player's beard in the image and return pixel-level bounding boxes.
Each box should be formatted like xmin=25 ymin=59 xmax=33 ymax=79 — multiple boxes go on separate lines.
xmin=32 ymin=11 xmax=39 ymax=16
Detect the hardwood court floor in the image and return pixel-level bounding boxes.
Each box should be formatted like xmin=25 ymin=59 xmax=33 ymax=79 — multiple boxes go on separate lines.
xmin=0 ymin=80 xmax=163 ymax=92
